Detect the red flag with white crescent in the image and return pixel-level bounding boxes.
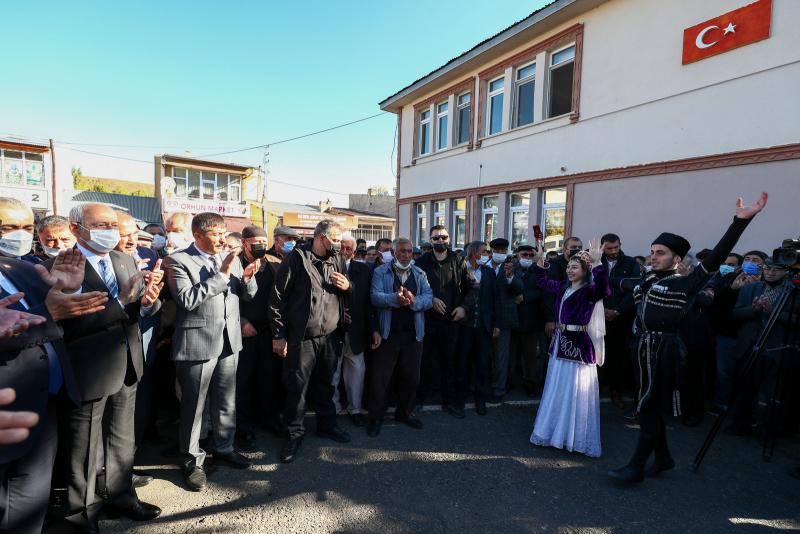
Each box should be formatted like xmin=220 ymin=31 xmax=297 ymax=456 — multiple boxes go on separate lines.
xmin=682 ymin=0 xmax=772 ymax=65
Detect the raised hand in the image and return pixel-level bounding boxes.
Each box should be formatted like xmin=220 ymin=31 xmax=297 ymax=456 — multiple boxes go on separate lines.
xmin=242 ymin=258 xmax=261 ymax=281
xmin=142 ymin=259 xmax=163 ymax=286
xmin=35 ymin=248 xmax=86 ymax=292
xmin=0 ymin=388 xmax=39 ymax=445
xmin=586 ymin=238 xmax=603 ymax=266
xmin=0 ymin=292 xmax=46 ymax=339
xmin=118 ymin=271 xmax=145 ymax=306
xmin=45 ymin=279 xmax=108 ymax=321
xmin=220 ymin=248 xmax=242 ymax=276
xmin=535 ymin=240 xmax=546 ymax=268
xmin=735 ymin=192 xmax=768 ymax=220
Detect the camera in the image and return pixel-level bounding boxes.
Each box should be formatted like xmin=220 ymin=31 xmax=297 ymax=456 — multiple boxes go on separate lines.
xmin=251 ymin=243 xmax=268 ymax=259
xmin=773 ymin=238 xmax=800 ymax=268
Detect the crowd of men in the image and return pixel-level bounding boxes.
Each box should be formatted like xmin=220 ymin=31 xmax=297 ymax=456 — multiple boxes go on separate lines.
xmin=0 ymin=195 xmax=797 ymax=533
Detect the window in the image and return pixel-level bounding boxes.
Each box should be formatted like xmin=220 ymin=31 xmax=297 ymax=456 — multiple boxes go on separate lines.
xmin=541 ymin=187 xmax=567 ymax=252
xmin=172 ymin=167 xmax=188 ymax=197
xmin=456 ymin=93 xmax=471 ymax=145
xmin=436 ymin=102 xmax=448 ymax=150
xmin=548 ymin=44 xmax=575 ymax=118
xmin=201 ymin=171 xmax=216 ymax=200
xmin=188 ymin=170 xmax=201 ymax=199
xmin=481 ymin=195 xmax=498 ymax=242
xmin=24 ymin=153 xmax=44 ymax=186
xmin=433 ymin=200 xmax=446 ymax=227
xmin=514 ymin=62 xmax=536 ymax=128
xmin=509 ymin=192 xmax=530 ymax=248
xmin=351 ymin=223 xmax=394 ymax=244
xmin=229 ymin=175 xmax=242 ymax=202
xmin=2 ymin=151 xmax=24 ymax=185
xmin=419 ymin=109 xmax=431 ymax=155
xmin=452 ymin=198 xmax=466 ymax=249
xmin=415 ymin=203 xmax=428 ymax=246
xmin=216 ymin=173 xmax=229 ymax=201
xmin=487 ymin=77 xmax=504 ymax=135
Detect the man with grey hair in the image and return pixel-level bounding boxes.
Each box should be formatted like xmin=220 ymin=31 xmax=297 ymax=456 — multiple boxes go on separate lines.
xmin=270 ymin=219 xmax=353 ymax=463
xmin=36 ymin=215 xmax=76 ymax=259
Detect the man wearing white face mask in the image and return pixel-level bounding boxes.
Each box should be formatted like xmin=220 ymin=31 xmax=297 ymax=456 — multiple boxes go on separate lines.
xmin=510 ymin=245 xmax=547 ymax=398
xmin=36 ymin=215 xmax=76 ymax=260
xmin=0 ymin=197 xmax=40 ymax=264
xmin=165 ymin=212 xmax=192 ymax=253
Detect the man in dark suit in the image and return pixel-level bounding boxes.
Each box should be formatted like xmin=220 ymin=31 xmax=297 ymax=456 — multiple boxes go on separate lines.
xmin=599 ymin=233 xmax=640 ymax=408
xmin=332 ymin=234 xmax=380 ymax=427
xmin=164 ymin=212 xmax=258 ymax=492
xmin=54 ymin=203 xmax=163 ymax=531
xmin=0 ymin=198 xmax=42 ymax=265
xmin=0 ymin=198 xmax=111 ymax=533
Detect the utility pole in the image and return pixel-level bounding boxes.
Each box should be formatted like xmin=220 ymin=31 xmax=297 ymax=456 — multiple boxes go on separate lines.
xmin=261 ymin=145 xmax=270 ymax=239
xmin=49 ymin=138 xmax=58 ymax=215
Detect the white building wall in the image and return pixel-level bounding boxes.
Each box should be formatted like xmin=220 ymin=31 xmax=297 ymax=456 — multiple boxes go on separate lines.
xmin=396 ymin=0 xmax=800 ymax=199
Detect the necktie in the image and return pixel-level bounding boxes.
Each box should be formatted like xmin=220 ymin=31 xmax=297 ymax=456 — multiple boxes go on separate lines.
xmin=0 ymin=286 xmax=25 ymax=311
xmin=209 ymin=255 xmax=219 ymax=273
xmin=99 ymin=258 xmax=119 ymax=298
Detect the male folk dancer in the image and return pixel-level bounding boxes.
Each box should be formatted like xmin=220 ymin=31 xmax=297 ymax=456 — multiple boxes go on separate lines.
xmin=608 ymin=192 xmax=768 ymax=483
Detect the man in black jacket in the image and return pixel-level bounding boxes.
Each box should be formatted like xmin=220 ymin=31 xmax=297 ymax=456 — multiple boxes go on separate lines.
xmin=269 ymin=219 xmax=352 ymax=463
xmin=510 ymin=245 xmax=547 ymax=397
xmin=599 ymin=233 xmax=640 ymax=408
xmin=0 ymin=245 xmax=108 ymax=533
xmin=332 ymin=235 xmax=380 ymax=426
xmin=414 ymin=225 xmax=470 ymax=418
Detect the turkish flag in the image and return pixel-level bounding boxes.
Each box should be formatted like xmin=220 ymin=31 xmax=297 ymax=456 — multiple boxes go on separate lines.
xmin=682 ymin=0 xmax=772 ymax=65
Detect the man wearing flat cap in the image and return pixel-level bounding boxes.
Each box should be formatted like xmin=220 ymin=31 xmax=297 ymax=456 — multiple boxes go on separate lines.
xmin=608 ymin=192 xmax=768 ymax=484
xmin=268 ymin=225 xmax=299 ymax=262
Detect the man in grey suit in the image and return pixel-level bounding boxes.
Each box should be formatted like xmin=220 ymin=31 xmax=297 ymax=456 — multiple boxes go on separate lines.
xmin=164 ymin=212 xmax=259 ymax=492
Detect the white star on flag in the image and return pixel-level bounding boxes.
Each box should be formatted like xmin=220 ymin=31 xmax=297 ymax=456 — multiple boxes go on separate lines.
xmin=723 ymin=22 xmax=737 ymax=35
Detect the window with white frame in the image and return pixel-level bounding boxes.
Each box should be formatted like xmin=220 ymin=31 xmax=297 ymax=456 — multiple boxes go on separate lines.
xmin=172 ymin=166 xmax=243 ymax=202
xmin=513 ymin=62 xmax=536 ymax=128
xmin=419 ymin=109 xmax=431 ymax=155
xmin=548 ymin=44 xmax=576 ymax=118
xmin=436 ymin=102 xmax=449 ymax=151
xmin=452 ymin=198 xmax=466 ymax=249
xmin=541 ymin=187 xmax=567 ymax=252
xmin=455 ymin=93 xmax=471 ymax=145
xmin=509 ymin=192 xmax=530 ymax=248
xmin=415 ymin=203 xmax=428 ymax=246
xmin=481 ymin=195 xmax=499 ymax=242
xmin=487 ymin=77 xmax=504 ymax=135
xmin=0 ymin=150 xmax=44 ymax=187
xmin=433 ymin=200 xmax=446 ymax=227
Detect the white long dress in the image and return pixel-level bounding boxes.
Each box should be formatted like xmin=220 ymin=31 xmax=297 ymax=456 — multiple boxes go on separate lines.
xmin=529 ymin=286 xmax=603 ymax=458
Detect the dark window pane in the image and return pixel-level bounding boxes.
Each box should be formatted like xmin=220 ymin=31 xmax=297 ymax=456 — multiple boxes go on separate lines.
xmin=516 ymin=80 xmax=535 ymax=126
xmin=549 ymin=63 xmax=574 ymax=117
xmin=420 ymin=123 xmax=430 ymax=154
xmin=438 ymin=116 xmax=448 ymax=149
xmin=458 ymin=107 xmax=471 ymax=144
xmin=489 ymin=94 xmax=503 ymax=134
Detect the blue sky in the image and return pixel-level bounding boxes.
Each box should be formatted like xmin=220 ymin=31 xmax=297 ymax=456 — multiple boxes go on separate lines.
xmin=2 ymin=0 xmax=549 ymax=204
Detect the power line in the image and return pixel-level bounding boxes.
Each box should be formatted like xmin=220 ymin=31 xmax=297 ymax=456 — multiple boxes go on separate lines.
xmin=58 ymin=141 xmax=242 ymax=150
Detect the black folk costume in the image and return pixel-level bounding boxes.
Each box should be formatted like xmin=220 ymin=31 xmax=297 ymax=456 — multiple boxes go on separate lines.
xmin=609 ymin=217 xmax=751 ymax=483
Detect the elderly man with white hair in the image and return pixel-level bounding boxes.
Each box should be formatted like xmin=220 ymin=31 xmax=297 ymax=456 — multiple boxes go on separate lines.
xmin=331 ymin=233 xmax=381 ymax=426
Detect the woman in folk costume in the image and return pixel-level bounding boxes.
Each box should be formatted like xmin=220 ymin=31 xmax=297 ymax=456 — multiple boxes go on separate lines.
xmin=529 ymin=239 xmax=610 ymax=457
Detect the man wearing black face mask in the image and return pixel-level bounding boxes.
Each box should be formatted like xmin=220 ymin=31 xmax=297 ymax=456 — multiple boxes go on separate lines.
xmin=414 ymin=225 xmax=471 ymax=417
xmin=269 ymin=219 xmax=352 ymax=463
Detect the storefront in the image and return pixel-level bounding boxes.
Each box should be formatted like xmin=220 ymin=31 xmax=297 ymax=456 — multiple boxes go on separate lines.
xmin=0 ymin=139 xmax=54 ymax=219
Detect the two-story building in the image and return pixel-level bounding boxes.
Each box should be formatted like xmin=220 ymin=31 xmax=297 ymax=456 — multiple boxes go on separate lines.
xmin=0 ymin=138 xmax=69 ymax=219
xmin=380 ymin=0 xmax=799 ymax=255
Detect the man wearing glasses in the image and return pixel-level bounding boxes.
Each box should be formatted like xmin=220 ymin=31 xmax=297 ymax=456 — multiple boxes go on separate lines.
xmin=414 ymin=225 xmax=471 ymax=418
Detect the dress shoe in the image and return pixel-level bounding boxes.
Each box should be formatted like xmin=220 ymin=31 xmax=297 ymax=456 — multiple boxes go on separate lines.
xmin=236 ymin=431 xmax=258 ymax=451
xmin=396 ymin=414 xmax=424 ymax=429
xmin=645 ymin=456 xmax=676 ymax=477
xmin=317 ymin=426 xmax=351 ymax=443
xmin=280 ymin=437 xmax=303 ymax=463
xmin=444 ymin=405 xmax=465 ymax=419
xmin=350 ymin=413 xmax=367 ymax=427
xmin=107 ymin=499 xmax=162 ymax=521
xmin=183 ymin=465 xmax=207 ymax=492
xmin=367 ymin=419 xmax=382 ymax=437
xmin=213 ymin=450 xmax=252 ymax=469
xmin=132 ymin=472 xmax=153 ymax=488
xmin=623 ymin=408 xmax=638 ymax=421
xmin=608 ymin=464 xmax=644 ymax=484
xmin=476 ymin=400 xmax=487 ymax=416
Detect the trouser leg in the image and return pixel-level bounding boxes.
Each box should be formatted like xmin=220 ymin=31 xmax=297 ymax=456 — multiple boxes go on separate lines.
xmin=282 ymin=339 xmax=318 ymax=439
xmin=474 ymin=328 xmax=493 ymax=401
xmin=209 ymin=353 xmax=238 ymax=454
xmin=396 ymin=335 xmax=423 ymax=418
xmin=418 ymin=325 xmax=442 ymax=405
xmin=237 ymin=336 xmax=261 ymax=434
xmin=0 ymin=398 xmax=57 ymax=534
xmin=104 ymin=380 xmax=137 ymax=506
xmin=260 ymin=347 xmax=285 ymax=427
xmin=492 ymin=329 xmax=512 ymax=397
xmin=312 ymin=335 xmax=342 ymax=432
xmin=368 ymin=337 xmax=399 ymax=421
xmin=341 ymin=341 xmax=366 ymax=414
xmin=437 ymin=323 xmax=460 ymax=407
xmin=714 ymin=335 xmax=738 ymax=408
xmin=61 ymin=396 xmax=105 ymax=526
xmin=176 ymin=358 xmax=217 ymax=468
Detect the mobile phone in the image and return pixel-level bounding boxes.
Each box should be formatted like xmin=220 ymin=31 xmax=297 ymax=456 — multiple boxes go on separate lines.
xmin=533 ymin=224 xmax=543 ymax=242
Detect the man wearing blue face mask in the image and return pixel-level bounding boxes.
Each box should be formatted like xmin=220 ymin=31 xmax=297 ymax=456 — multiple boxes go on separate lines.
xmin=268 ymin=225 xmax=299 ymax=261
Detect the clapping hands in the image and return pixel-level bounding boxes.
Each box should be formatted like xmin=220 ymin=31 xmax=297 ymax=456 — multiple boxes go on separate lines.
xmin=397 ymin=286 xmax=415 ymax=307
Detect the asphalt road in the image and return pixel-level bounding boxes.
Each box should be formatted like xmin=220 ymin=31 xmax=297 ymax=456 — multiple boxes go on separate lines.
xmin=102 ymin=399 xmax=800 ymax=533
